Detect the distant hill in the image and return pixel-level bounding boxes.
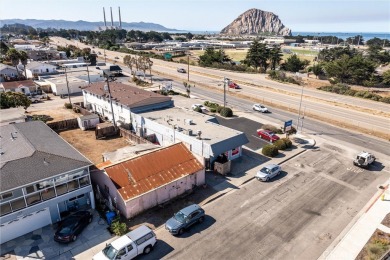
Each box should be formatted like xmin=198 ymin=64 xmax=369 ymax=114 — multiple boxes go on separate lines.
xmin=0 ymin=19 xmax=179 ymax=32
xmin=221 ymin=8 xmax=292 ymax=36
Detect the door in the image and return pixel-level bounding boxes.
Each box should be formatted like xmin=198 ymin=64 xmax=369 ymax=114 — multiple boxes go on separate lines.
xmin=126 ymin=244 xmax=137 ymax=259
xmin=0 ymin=208 xmax=52 ymax=244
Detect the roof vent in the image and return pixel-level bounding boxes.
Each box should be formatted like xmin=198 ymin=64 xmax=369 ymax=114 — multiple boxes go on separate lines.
xmin=43 ymin=158 xmax=49 ymax=166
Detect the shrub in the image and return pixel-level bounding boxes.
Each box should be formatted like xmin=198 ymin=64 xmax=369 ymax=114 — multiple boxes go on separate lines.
xmin=193 ymin=107 xmax=202 ymax=113
xmin=281 ymin=138 xmax=293 ymax=148
xmin=354 ymin=91 xmax=367 ymax=98
xmin=64 ymin=103 xmax=72 ymax=109
xmin=216 ymin=105 xmax=223 ymax=113
xmin=210 ymin=108 xmax=216 ymax=113
xmin=381 ymin=97 xmax=390 ymax=104
xmin=110 ymin=218 xmax=127 ymax=236
xmin=273 ymin=139 xmax=287 ymax=150
xmin=204 ymin=101 xmax=210 ymax=106
xmin=344 ymin=89 xmax=357 ymax=96
xmin=286 ymin=126 xmax=297 ymax=135
xmin=219 ymin=107 xmax=233 ymax=117
xmin=262 ymin=124 xmax=283 ymax=134
xmin=262 ymin=144 xmax=279 ymax=157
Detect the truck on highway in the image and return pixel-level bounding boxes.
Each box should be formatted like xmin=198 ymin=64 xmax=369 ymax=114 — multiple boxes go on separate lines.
xmin=93 ymin=225 xmax=156 ymax=260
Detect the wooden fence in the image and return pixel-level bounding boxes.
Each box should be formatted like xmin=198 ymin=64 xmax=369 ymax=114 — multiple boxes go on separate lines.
xmin=119 ymin=127 xmax=152 ymax=144
xmin=47 ymin=118 xmax=78 ymax=131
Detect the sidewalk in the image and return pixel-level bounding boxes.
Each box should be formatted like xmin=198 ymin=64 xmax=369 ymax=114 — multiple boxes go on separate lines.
xmin=320 ymin=183 xmax=390 ymax=260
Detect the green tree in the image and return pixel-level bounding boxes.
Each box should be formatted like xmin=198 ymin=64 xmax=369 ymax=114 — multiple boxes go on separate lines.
xmin=381 ymin=70 xmax=390 ymax=87
xmin=324 ymin=54 xmax=376 ymax=85
xmin=6 ymin=48 xmax=21 ymax=75
xmin=346 ymin=35 xmax=364 ymax=46
xmin=309 ymin=64 xmax=323 ymax=79
xmin=243 ymin=40 xmax=269 ymax=71
xmin=366 ymin=37 xmax=390 ymax=48
xmin=0 ymin=92 xmax=31 ymax=110
xmin=269 ymin=46 xmax=283 ymax=70
xmin=281 ymin=54 xmax=308 ymax=72
xmin=19 ymin=51 xmax=29 ymax=79
xmin=367 ymin=45 xmax=390 ymax=65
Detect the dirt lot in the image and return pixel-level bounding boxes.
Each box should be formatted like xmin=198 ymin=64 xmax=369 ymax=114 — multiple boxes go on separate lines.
xmin=29 ymin=108 xmax=131 ymax=165
xmin=59 ymin=128 xmax=131 ymax=165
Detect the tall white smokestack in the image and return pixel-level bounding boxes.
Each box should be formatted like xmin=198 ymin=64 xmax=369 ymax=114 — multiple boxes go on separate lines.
xmin=118 ymin=7 xmax=122 ymax=29
xmin=103 ymin=7 xmax=107 ymax=27
xmin=110 ymin=7 xmax=114 ymax=27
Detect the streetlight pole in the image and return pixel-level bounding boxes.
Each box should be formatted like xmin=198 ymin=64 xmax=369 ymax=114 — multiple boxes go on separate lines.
xmin=86 ymin=63 xmax=91 ymax=84
xmin=223 ymin=77 xmax=229 ymax=108
xmin=297 ymin=84 xmax=304 ymax=133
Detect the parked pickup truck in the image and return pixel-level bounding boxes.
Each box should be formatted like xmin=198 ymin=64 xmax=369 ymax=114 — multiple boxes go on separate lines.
xmin=93 ymin=225 xmax=156 ymax=260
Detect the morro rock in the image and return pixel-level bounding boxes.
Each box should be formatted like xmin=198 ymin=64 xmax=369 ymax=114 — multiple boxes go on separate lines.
xmin=220 ymin=8 xmax=292 ymax=36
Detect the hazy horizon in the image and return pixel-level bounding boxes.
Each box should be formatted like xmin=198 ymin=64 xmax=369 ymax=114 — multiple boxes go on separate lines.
xmin=0 ymin=0 xmax=389 ymax=33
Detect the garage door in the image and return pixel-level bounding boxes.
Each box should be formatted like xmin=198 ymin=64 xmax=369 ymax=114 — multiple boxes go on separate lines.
xmin=0 ymin=208 xmax=52 ymax=244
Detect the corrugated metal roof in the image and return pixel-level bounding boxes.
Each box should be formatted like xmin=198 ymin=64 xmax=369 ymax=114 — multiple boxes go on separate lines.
xmin=105 ymin=143 xmax=204 ymax=201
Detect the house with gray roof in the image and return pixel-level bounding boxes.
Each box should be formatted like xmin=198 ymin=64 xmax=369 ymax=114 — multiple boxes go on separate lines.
xmin=20 ymin=61 xmax=57 ymax=79
xmin=0 ymin=64 xmax=18 ymax=82
xmin=0 ymin=121 xmax=94 ymax=244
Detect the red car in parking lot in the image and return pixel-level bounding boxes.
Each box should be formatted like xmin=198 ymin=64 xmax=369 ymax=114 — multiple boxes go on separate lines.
xmin=257 ymin=129 xmax=280 ymax=142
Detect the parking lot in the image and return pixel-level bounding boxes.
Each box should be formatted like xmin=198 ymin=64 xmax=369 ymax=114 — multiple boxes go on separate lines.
xmin=142 ymin=142 xmax=388 ymax=260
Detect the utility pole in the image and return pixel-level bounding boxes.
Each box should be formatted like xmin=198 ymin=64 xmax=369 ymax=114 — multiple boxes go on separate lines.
xmin=223 ymin=77 xmax=229 ymax=108
xmin=104 ymin=71 xmax=117 ymax=129
xmin=187 ymin=52 xmax=190 ymax=82
xmin=64 ymin=66 xmax=72 ymax=105
xmin=297 ymin=84 xmax=304 ymax=133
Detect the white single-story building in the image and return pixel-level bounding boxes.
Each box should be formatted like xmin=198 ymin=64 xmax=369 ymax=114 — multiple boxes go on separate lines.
xmin=77 ymin=114 xmax=100 ymax=130
xmin=0 ymin=64 xmax=19 ymax=81
xmin=92 ymin=142 xmax=205 ymax=219
xmin=23 ymin=61 xmax=57 ymax=79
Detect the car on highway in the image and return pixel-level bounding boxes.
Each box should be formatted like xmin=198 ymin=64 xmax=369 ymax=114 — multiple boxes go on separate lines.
xmin=228 ymin=82 xmax=241 ymax=89
xmin=165 ymin=204 xmax=205 ymax=235
xmin=54 ymin=211 xmax=92 ymax=243
xmin=253 ymin=104 xmax=269 ymax=113
xmin=114 ymin=56 xmax=119 ymax=59
xmin=177 ymin=68 xmax=186 ymax=73
xmin=192 ymin=104 xmax=206 ymax=112
xmin=255 ymin=164 xmax=281 ymax=181
xmin=257 ymin=129 xmax=280 ymax=142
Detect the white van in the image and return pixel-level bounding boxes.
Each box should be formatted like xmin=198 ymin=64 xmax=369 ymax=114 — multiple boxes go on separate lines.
xmin=93 ymin=225 xmax=156 ymax=260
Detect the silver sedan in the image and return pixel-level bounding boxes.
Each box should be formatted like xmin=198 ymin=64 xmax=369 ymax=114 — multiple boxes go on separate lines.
xmin=255 ymin=164 xmax=281 ymax=181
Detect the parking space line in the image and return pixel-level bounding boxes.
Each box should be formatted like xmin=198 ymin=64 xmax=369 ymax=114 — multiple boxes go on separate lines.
xmin=318 ymin=172 xmax=360 ymax=192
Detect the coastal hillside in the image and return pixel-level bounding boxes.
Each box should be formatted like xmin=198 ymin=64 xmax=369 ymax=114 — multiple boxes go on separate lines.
xmin=0 ymin=19 xmax=178 ymax=32
xmin=221 ymin=8 xmax=292 ymax=36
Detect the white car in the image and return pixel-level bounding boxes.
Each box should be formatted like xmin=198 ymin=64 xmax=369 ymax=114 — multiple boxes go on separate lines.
xmin=192 ymin=104 xmax=206 ymax=112
xmin=253 ymin=104 xmax=269 ymax=113
xmin=255 ymin=164 xmax=281 ymax=181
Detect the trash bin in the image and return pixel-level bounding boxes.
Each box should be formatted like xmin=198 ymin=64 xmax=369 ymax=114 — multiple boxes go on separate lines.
xmin=106 ymin=211 xmax=116 ymax=225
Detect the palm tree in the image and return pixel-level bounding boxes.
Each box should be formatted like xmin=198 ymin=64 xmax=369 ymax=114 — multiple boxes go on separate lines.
xmin=269 ymin=46 xmax=283 ymax=70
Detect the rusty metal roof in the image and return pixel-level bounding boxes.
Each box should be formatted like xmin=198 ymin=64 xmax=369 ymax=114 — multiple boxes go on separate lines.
xmin=105 ymin=143 xmax=204 ymax=201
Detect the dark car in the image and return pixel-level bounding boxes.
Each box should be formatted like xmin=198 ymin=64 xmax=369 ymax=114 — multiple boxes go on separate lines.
xmin=177 ymin=68 xmax=186 ymax=73
xmin=54 ymin=211 xmax=92 ymax=243
xmin=165 ymin=204 xmax=205 ymax=235
xmin=257 ymin=129 xmax=280 ymax=142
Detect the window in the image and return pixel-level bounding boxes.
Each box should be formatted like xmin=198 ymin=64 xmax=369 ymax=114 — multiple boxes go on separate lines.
xmin=0 ymin=192 xmax=13 ymax=200
xmin=136 ymin=232 xmax=153 ymax=245
xmin=25 ymin=184 xmax=37 ymax=194
xmin=116 ymin=248 xmax=126 ymax=258
xmin=126 ymin=244 xmax=133 ymax=252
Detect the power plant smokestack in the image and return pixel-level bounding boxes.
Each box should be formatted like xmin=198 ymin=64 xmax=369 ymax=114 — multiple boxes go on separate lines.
xmin=103 ymin=7 xmax=107 ymax=27
xmin=110 ymin=7 xmax=114 ymax=27
xmin=118 ymin=7 xmax=122 ymax=29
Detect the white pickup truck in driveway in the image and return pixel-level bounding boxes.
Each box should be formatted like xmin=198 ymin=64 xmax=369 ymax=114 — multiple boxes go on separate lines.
xmin=93 ymin=225 xmax=157 ymax=260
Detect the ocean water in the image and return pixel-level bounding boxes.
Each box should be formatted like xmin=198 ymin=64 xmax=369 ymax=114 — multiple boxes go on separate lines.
xmin=292 ymin=32 xmax=389 ymax=41
xmin=178 ymin=30 xmax=389 ymax=41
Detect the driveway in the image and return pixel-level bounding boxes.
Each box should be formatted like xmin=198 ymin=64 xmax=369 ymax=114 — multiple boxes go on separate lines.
xmin=0 ymin=210 xmax=114 ymax=259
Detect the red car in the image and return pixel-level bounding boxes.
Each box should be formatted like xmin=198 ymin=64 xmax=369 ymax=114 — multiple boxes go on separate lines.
xmin=228 ymin=82 xmax=241 ymax=89
xmin=257 ymin=129 xmax=280 ymax=142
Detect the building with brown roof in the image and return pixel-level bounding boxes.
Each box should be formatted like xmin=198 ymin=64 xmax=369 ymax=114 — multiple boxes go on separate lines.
xmin=91 ymin=142 xmax=205 ymax=218
xmin=82 ymin=82 xmax=173 ymax=124
xmin=0 ymin=80 xmax=38 ymax=94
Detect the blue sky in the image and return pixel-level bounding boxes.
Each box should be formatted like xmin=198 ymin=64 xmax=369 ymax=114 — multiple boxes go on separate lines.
xmin=0 ymin=0 xmax=389 ymax=33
